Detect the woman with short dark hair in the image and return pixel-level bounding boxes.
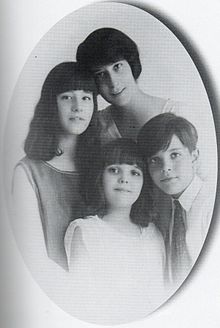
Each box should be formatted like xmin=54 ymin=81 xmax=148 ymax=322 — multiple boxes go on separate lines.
xmin=77 ymin=27 xmax=178 ymax=143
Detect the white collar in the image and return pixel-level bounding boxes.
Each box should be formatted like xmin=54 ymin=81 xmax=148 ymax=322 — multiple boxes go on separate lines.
xmin=172 ymin=175 xmax=203 ymax=212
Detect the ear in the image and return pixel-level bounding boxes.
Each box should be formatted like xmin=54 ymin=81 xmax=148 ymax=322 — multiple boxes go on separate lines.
xmin=191 ymin=148 xmax=199 ymax=164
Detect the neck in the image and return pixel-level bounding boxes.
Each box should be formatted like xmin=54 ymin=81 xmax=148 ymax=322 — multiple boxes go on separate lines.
xmin=111 ymin=90 xmax=159 ymax=139
xmin=58 ymin=134 xmax=78 ymax=157
xmin=46 ymin=134 xmax=78 ymax=171
xmin=103 ymin=206 xmax=132 ymax=224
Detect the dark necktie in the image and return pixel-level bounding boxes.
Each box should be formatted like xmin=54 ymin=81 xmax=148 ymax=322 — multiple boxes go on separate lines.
xmin=171 ymin=200 xmax=191 ymax=283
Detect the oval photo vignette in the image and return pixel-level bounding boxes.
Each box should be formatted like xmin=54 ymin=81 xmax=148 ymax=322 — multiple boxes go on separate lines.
xmin=3 ymin=2 xmax=218 ymax=325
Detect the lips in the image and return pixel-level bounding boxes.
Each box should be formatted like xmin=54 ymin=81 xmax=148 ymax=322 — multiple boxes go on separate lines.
xmin=114 ymin=187 xmax=131 ymax=193
xmin=111 ymin=88 xmax=125 ymax=96
xmin=160 ymin=177 xmax=178 ymax=183
xmin=69 ymin=116 xmax=85 ymax=121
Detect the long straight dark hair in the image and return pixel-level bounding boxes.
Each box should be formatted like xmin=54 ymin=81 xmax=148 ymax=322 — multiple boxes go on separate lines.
xmin=24 ymin=61 xmax=100 ymax=162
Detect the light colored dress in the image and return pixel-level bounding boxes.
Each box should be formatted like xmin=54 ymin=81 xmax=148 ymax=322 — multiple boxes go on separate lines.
xmin=65 ymin=215 xmax=166 ymax=325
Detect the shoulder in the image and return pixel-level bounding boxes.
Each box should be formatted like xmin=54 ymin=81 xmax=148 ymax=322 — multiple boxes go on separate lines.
xmin=15 ymin=156 xmax=42 ymax=172
xmin=16 ymin=156 xmax=32 ymax=169
xmin=65 ymin=216 xmax=100 ymax=244
xmin=67 ymin=215 xmax=99 ymax=231
xmin=14 ymin=157 xmax=48 ymax=185
xmin=195 ymin=176 xmax=216 ymax=212
xmin=13 ymin=157 xmax=36 ymax=188
xmin=162 ymin=99 xmax=199 ymax=128
xmin=162 ymin=99 xmax=189 ymax=114
xmin=64 ymin=216 xmax=100 ymax=261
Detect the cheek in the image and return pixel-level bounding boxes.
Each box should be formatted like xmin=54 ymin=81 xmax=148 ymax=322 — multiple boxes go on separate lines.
xmin=133 ymin=178 xmax=144 ymax=194
xmin=175 ymin=160 xmax=190 ymax=173
xmin=98 ymin=83 xmax=109 ymax=95
xmin=148 ymin=168 xmax=160 ymax=182
xmin=88 ymin=106 xmax=94 ymax=119
xmin=58 ymin=111 xmax=66 ymax=124
xmin=103 ymin=175 xmax=113 ymax=192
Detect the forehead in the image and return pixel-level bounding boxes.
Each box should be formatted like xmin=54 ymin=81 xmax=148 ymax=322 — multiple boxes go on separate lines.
xmin=106 ymin=163 xmax=142 ymax=171
xmin=58 ymin=89 xmax=93 ymax=95
xmin=153 ymin=135 xmax=187 ymax=156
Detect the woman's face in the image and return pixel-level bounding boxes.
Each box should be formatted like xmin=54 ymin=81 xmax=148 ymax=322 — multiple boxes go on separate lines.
xmin=57 ymin=90 xmax=94 ymax=135
xmin=93 ymin=60 xmax=137 ymax=107
xmin=103 ymin=163 xmax=143 ymax=209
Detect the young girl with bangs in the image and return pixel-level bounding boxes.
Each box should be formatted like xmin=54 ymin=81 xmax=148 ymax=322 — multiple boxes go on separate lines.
xmin=12 ymin=61 xmax=100 ymax=271
xmin=64 ymin=138 xmax=165 ymax=325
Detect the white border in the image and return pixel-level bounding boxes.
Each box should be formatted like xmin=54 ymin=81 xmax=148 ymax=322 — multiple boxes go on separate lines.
xmin=1 ymin=1 xmax=220 ymax=327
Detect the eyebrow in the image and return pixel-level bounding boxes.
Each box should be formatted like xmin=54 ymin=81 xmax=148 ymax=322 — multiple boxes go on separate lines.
xmin=149 ymin=147 xmax=183 ymax=158
xmin=109 ymin=163 xmax=142 ymax=170
xmin=167 ymin=147 xmax=183 ymax=152
xmin=92 ymin=66 xmax=106 ymax=73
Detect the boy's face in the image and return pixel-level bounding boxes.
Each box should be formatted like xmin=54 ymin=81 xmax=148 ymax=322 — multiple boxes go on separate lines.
xmin=148 ymin=135 xmax=198 ymax=198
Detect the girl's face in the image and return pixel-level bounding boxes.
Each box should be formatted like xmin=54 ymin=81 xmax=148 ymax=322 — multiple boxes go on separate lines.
xmin=57 ymin=90 xmax=94 ymax=135
xmin=93 ymin=60 xmax=137 ymax=107
xmin=103 ymin=163 xmax=143 ymax=209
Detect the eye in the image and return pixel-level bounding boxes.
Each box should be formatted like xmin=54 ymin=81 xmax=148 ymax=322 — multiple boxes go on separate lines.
xmin=82 ymin=95 xmax=92 ymax=101
xmin=94 ymin=71 xmax=105 ymax=80
xmin=131 ymin=169 xmax=142 ymax=177
xmin=107 ymin=166 xmax=119 ymax=174
xmin=60 ymin=94 xmax=72 ymax=100
xmin=148 ymin=157 xmax=159 ymax=166
xmin=170 ymin=152 xmax=181 ymax=159
xmin=113 ymin=62 xmax=123 ymax=72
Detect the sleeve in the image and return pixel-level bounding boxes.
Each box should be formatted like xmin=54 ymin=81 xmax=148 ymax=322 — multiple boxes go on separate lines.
xmin=64 ymin=219 xmax=90 ymax=272
xmin=11 ymin=163 xmax=73 ymax=290
xmin=11 ymin=163 xmax=48 ymax=260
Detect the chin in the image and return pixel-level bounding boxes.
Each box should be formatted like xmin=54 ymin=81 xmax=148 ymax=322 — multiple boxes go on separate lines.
xmin=165 ymin=189 xmax=182 ymax=197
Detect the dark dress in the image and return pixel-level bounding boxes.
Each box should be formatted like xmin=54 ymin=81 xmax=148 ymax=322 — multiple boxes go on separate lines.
xmin=15 ymin=157 xmax=86 ymax=270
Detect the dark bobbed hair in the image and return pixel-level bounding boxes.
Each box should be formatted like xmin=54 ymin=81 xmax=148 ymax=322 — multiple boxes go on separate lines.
xmin=86 ymin=138 xmax=157 ymax=227
xmin=24 ymin=61 xmax=99 ymax=161
xmin=137 ymin=113 xmax=198 ymax=161
xmin=76 ymin=28 xmax=142 ymax=80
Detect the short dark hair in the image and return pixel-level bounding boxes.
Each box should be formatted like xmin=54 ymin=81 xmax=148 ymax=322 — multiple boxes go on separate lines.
xmin=76 ymin=28 xmax=142 ymax=80
xmin=86 ymin=138 xmax=156 ymax=227
xmin=137 ymin=113 xmax=198 ymax=160
xmin=24 ymin=61 xmax=98 ymax=161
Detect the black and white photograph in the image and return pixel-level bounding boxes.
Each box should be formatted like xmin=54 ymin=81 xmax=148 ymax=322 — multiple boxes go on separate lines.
xmin=1 ymin=1 xmax=220 ymax=327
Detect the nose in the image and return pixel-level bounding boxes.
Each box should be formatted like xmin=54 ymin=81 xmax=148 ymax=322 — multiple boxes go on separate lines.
xmin=108 ymin=72 xmax=120 ymax=90
xmin=71 ymin=98 xmax=82 ymax=112
xmin=161 ymin=160 xmax=172 ymax=174
xmin=118 ymin=174 xmax=128 ymax=184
